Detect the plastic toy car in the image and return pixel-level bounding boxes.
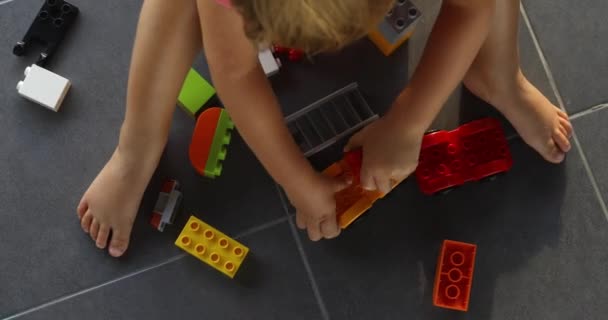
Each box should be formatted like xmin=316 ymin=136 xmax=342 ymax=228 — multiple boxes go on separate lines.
xmin=415 ymin=118 xmax=513 ymax=195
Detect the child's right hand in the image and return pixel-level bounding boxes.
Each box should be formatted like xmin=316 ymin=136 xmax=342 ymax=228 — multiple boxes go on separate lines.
xmin=285 ymin=173 xmax=350 ymax=241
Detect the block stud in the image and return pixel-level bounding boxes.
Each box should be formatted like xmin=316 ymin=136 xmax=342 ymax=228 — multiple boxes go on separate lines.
xmin=445 ymin=284 xmax=461 ymax=299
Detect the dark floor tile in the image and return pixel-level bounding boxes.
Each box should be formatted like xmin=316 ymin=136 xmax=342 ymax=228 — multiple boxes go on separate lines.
xmin=293 ymin=140 xmax=608 ymax=320
xmin=572 ymin=106 xmax=608 ymax=205
xmin=0 ymin=1 xmax=285 ymax=317
xmin=522 ymin=0 xmax=608 ymax=114
xmin=16 ymin=222 xmax=322 ymax=320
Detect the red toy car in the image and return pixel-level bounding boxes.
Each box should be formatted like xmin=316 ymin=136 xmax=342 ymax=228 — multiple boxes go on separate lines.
xmin=415 ymin=118 xmax=513 ymax=195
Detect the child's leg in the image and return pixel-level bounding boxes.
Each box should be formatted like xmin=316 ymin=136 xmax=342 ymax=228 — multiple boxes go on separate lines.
xmin=463 ymin=0 xmax=573 ymax=163
xmin=77 ymin=0 xmax=201 ymax=257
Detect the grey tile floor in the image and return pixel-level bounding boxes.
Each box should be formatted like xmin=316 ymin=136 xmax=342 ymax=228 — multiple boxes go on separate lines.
xmin=1 ymin=0 xmax=607 ymax=319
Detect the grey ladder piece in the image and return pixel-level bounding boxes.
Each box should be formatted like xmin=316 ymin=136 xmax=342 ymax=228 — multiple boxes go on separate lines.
xmin=286 ymin=83 xmax=378 ymax=157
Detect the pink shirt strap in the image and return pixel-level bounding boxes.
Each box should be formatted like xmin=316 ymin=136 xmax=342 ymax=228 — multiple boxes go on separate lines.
xmin=215 ymin=0 xmax=232 ymax=8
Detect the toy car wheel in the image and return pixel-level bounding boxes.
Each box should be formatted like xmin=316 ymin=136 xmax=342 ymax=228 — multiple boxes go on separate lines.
xmin=436 ymin=185 xmax=459 ymax=195
xmin=481 ymin=172 xmax=505 ymax=183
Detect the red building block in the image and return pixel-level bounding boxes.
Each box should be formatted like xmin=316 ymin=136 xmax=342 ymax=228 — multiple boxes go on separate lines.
xmin=433 ymin=240 xmax=477 ymax=312
xmin=415 ymin=118 xmax=513 ymax=195
xmin=272 ymin=45 xmax=305 ymax=62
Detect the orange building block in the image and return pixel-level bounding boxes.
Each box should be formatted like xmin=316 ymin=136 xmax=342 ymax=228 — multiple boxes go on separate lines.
xmin=433 ymin=240 xmax=477 ymax=312
xmin=323 ymin=150 xmax=382 ymax=228
xmin=189 ymin=107 xmax=221 ymax=175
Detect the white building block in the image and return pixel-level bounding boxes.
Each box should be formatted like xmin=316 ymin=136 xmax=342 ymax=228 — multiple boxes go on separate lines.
xmin=258 ymin=48 xmax=281 ymax=77
xmin=16 ymin=64 xmax=71 ymax=112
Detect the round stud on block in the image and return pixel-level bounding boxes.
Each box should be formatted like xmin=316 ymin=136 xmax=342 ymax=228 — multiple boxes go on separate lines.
xmin=47 ymin=0 xmax=57 ymax=6
xmin=24 ymin=66 xmax=31 ymax=77
xmin=180 ymin=236 xmax=191 ymax=247
xmin=223 ymin=132 xmax=232 ymax=145
xmin=189 ymin=221 xmax=200 ymax=232
xmin=445 ymin=284 xmax=461 ymax=300
xmin=447 ymin=144 xmax=457 ymax=155
xmin=218 ymin=238 xmax=229 ymax=249
xmin=17 ymin=81 xmax=23 ymax=91
xmin=224 ymin=261 xmax=235 ymax=272
xmin=420 ymin=168 xmax=431 ymax=179
xmin=233 ymin=247 xmax=244 ymax=257
xmin=395 ymin=18 xmax=406 ymax=30
xmin=386 ymin=9 xmax=394 ymax=17
xmin=195 ymin=244 xmax=206 ymax=255
xmin=397 ymin=0 xmax=407 ymax=5
xmin=451 ymin=160 xmax=462 ymax=171
xmin=53 ymin=18 xmax=64 ymax=27
xmin=61 ymin=4 xmax=72 ymax=13
xmin=408 ymin=7 xmax=418 ymax=18
xmin=218 ymin=145 xmax=227 ymax=160
xmin=450 ymin=251 xmax=465 ymax=266
xmin=13 ymin=42 xmax=26 ymax=56
xmin=463 ymin=140 xmax=472 ymax=151
xmin=210 ymin=252 xmax=220 ymax=264
xmin=204 ymin=229 xmax=215 ymax=240
xmin=213 ymin=163 xmax=223 ymax=177
xmin=39 ymin=10 xmax=49 ymax=20
xmin=448 ymin=268 xmax=463 ymax=282
xmin=437 ymin=164 xmax=449 ymax=175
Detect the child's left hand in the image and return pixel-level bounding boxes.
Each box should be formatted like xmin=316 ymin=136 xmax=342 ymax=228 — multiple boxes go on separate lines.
xmin=344 ymin=115 xmax=423 ymax=194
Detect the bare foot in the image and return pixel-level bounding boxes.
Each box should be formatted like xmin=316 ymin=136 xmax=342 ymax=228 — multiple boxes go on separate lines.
xmin=464 ymin=70 xmax=573 ymax=163
xmin=77 ymin=148 xmax=157 ymax=257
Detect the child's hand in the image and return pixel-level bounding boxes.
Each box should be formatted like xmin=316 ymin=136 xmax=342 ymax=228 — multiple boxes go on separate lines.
xmin=286 ymin=173 xmax=350 ymax=241
xmin=344 ymin=116 xmax=424 ymax=194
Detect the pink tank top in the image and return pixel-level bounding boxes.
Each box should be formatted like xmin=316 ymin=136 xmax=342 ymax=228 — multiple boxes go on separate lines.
xmin=215 ymin=0 xmax=231 ymax=8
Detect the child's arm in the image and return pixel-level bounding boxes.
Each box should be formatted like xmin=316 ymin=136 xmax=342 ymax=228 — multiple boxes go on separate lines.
xmin=118 ymin=0 xmax=201 ymax=170
xmin=346 ymin=0 xmax=495 ymax=192
xmin=196 ymin=1 xmax=347 ymax=241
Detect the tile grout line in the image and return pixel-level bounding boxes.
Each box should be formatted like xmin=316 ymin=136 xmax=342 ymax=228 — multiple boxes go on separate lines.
xmin=521 ymin=4 xmax=608 ymax=221
xmin=234 ymin=215 xmax=290 ymax=239
xmin=519 ymin=3 xmax=566 ymax=113
xmin=274 ymin=183 xmax=331 ymax=320
xmin=568 ymin=103 xmax=608 ymax=121
xmin=2 ymin=254 xmax=186 ymax=320
xmin=3 ymin=215 xmax=292 ymax=320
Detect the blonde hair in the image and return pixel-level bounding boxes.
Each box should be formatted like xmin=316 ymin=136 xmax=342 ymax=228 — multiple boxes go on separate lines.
xmin=232 ymin=0 xmax=394 ymax=54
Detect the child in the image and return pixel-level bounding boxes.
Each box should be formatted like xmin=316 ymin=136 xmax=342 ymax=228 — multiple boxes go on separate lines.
xmin=77 ymin=0 xmax=572 ymax=257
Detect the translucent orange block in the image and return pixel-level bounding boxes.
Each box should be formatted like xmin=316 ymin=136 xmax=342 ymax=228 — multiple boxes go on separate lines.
xmin=433 ymin=240 xmax=477 ymax=311
xmin=323 ymin=150 xmax=382 ymax=228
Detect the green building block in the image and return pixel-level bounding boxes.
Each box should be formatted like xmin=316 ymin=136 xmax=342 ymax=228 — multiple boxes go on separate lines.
xmin=178 ymin=68 xmax=216 ymax=118
xmin=204 ymin=110 xmax=235 ymax=178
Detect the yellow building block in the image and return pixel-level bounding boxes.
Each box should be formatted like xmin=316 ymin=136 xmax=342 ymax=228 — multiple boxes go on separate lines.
xmin=175 ymin=216 xmax=249 ymax=278
xmin=368 ymin=28 xmax=415 ymax=56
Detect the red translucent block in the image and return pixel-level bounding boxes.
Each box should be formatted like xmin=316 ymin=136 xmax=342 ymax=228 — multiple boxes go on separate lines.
xmin=415 ymin=118 xmax=513 ymax=195
xmin=433 ymin=240 xmax=477 ymax=312
xmin=272 ymin=45 xmax=305 ymax=61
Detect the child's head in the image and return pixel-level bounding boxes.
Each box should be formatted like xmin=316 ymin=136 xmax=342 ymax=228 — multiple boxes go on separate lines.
xmin=232 ymin=0 xmax=394 ymax=54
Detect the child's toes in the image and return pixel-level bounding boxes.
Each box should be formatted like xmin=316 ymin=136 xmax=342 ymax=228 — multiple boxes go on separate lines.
xmin=109 ymin=229 xmax=130 ymax=257
xmin=545 ymin=140 xmax=566 ymax=163
xmin=89 ymin=219 xmax=100 ymax=242
xmin=96 ymin=224 xmax=111 ymax=249
xmin=559 ymin=117 xmax=573 ymax=138
xmin=77 ymin=200 xmax=88 ymax=219
xmin=81 ymin=212 xmax=93 ymax=233
xmin=554 ymin=128 xmax=571 ymax=152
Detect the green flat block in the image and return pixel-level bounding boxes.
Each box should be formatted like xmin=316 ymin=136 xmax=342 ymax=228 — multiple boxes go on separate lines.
xmin=177 ymin=68 xmax=216 ymax=118
xmin=204 ymin=109 xmax=234 ymax=178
